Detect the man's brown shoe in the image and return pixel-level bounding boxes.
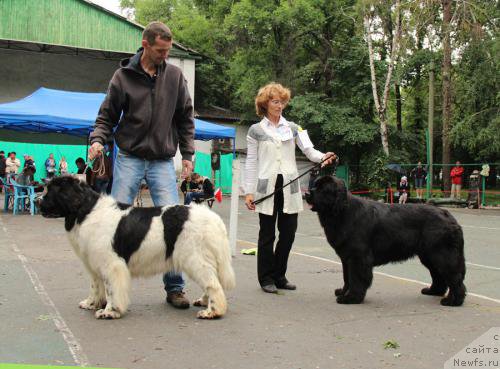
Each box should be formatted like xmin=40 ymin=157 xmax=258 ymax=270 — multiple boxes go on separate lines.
xmin=166 ymin=291 xmax=190 ymax=309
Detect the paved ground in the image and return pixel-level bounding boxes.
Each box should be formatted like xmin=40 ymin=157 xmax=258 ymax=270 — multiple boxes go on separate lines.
xmin=0 ymin=193 xmax=499 ymax=369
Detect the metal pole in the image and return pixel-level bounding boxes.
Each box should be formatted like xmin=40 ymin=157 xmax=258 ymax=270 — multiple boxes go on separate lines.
xmin=481 ymin=175 xmax=486 ymax=207
xmin=228 ymin=158 xmax=240 ymax=256
xmin=426 ymin=129 xmax=431 ymax=199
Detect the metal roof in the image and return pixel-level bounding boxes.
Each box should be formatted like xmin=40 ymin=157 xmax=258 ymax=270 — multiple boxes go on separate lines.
xmin=0 ymin=0 xmax=201 ymax=59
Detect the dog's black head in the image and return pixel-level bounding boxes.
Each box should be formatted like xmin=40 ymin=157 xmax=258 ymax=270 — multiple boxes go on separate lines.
xmin=305 ymin=175 xmax=348 ymax=214
xmin=39 ymin=176 xmax=98 ymax=219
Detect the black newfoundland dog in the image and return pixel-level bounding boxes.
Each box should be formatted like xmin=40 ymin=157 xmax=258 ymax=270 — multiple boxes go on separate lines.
xmin=305 ymin=176 xmax=466 ymax=306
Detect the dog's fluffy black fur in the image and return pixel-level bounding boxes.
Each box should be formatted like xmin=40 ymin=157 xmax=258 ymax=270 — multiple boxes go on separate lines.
xmin=305 ymin=176 xmax=466 ymax=306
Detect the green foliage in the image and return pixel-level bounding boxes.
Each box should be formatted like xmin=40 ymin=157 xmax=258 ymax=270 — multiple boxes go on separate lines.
xmin=364 ymin=153 xmax=390 ymax=189
xmin=451 ymin=38 xmax=500 ymax=162
xmin=120 ymin=0 xmax=499 ymax=186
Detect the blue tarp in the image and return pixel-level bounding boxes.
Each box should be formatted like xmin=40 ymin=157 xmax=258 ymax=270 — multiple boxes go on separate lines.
xmin=0 ymin=87 xmax=236 ymax=140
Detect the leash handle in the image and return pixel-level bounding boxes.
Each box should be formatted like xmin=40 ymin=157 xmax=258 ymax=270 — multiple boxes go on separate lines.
xmin=251 ymin=155 xmax=338 ymax=206
xmin=83 ymin=151 xmax=106 ymax=176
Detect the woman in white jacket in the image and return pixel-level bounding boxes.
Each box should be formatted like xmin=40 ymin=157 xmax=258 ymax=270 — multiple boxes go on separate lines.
xmin=244 ymin=83 xmax=336 ymax=293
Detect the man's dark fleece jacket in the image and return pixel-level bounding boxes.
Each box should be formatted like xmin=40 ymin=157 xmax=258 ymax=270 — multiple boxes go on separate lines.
xmin=90 ymin=50 xmax=195 ymax=161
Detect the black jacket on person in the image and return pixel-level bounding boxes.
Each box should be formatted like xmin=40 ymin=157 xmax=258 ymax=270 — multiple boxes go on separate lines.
xmin=90 ymin=50 xmax=195 ymax=161
xmin=397 ymin=182 xmax=410 ymax=194
xmin=0 ymin=157 xmax=6 ymax=177
xmin=180 ymin=179 xmax=199 ymax=194
xmin=201 ymin=178 xmax=214 ymax=198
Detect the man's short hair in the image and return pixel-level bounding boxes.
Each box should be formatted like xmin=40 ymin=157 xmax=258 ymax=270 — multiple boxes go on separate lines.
xmin=143 ymin=22 xmax=172 ymax=45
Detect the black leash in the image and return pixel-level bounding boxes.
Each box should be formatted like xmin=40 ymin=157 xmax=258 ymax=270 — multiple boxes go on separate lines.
xmin=252 ymin=156 xmax=339 ymax=205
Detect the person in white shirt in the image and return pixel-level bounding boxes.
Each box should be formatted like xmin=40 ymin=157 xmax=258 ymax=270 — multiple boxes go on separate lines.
xmin=244 ymin=83 xmax=336 ymax=293
xmin=5 ymin=152 xmax=21 ymax=175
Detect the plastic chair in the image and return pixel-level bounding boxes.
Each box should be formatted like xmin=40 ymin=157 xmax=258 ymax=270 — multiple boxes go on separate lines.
xmin=9 ymin=178 xmax=37 ymax=215
xmin=0 ymin=177 xmax=15 ymax=212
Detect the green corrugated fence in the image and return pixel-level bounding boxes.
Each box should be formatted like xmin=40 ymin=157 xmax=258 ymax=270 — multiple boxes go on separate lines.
xmin=194 ymin=152 xmax=233 ymax=194
xmin=0 ymin=140 xmax=86 ymax=181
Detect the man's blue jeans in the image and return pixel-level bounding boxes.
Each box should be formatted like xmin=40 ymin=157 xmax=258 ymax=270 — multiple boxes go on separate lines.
xmin=111 ymin=151 xmax=184 ymax=294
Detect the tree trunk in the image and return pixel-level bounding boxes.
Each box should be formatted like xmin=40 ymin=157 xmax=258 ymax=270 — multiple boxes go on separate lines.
xmin=441 ymin=0 xmax=452 ymax=196
xmin=395 ymin=81 xmax=402 ymax=131
xmin=414 ymin=28 xmax=424 ymax=133
xmin=428 ymin=60 xmax=435 ymax=196
xmin=364 ymin=0 xmax=402 ymax=157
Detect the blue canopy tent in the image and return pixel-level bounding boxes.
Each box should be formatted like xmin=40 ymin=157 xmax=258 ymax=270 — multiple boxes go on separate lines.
xmin=0 ymin=88 xmax=236 ymax=188
xmin=0 ymin=87 xmax=236 ymax=140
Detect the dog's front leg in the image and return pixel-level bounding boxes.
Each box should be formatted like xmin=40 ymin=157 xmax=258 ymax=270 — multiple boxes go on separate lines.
xmin=79 ymin=273 xmax=106 ymax=310
xmin=336 ymin=256 xmax=372 ymax=304
xmin=335 ymin=259 xmax=350 ymax=297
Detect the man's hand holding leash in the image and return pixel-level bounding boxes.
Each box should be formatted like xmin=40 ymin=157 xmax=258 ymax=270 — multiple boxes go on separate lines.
xmin=88 ymin=142 xmax=104 ymax=161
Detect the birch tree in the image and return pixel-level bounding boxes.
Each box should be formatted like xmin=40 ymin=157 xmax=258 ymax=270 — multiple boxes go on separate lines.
xmin=363 ymin=0 xmax=402 ymax=156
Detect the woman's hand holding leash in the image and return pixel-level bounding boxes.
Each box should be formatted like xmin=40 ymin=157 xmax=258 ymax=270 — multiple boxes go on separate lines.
xmin=245 ymin=194 xmax=256 ymax=210
xmin=321 ymin=152 xmax=337 ymax=167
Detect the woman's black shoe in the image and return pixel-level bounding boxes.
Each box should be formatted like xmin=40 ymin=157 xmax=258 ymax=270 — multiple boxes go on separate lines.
xmin=261 ymin=284 xmax=278 ymax=293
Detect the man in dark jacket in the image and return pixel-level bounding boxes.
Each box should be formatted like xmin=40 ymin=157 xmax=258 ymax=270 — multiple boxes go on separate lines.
xmin=88 ymin=21 xmax=194 ymax=309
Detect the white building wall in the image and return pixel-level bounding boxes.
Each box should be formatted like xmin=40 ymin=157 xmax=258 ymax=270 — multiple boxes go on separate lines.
xmin=167 ymin=57 xmax=195 ymax=106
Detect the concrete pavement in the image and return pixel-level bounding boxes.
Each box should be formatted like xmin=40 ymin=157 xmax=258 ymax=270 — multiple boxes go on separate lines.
xmin=0 ymin=194 xmax=499 ymax=369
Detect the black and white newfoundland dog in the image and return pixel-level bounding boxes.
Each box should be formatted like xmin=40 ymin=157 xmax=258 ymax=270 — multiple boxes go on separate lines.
xmin=305 ymin=176 xmax=466 ymax=306
xmin=39 ymin=176 xmax=235 ymax=319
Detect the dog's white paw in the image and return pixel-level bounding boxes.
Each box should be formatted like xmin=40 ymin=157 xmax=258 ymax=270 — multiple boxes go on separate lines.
xmin=197 ymin=309 xmax=221 ymax=319
xmin=79 ymin=299 xmax=97 ymax=310
xmin=193 ymin=297 xmax=208 ymax=307
xmin=95 ymin=308 xmax=121 ymax=319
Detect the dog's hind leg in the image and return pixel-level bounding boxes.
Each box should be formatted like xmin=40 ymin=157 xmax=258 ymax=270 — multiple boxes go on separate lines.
xmin=419 ymin=256 xmax=448 ymax=296
xmin=95 ymin=259 xmax=131 ymax=319
xmin=440 ymin=260 xmax=466 ymax=307
xmin=441 ymin=273 xmax=466 ymax=306
xmin=79 ymin=272 xmax=106 ymax=310
xmin=181 ymin=254 xmax=227 ymax=319
xmin=336 ymin=256 xmax=373 ymax=304
xmin=335 ymin=259 xmax=350 ymax=297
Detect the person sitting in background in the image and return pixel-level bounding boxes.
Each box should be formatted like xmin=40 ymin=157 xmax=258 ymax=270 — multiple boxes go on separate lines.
xmin=397 ymin=176 xmax=410 ymax=204
xmin=45 ymin=153 xmax=56 ymax=179
xmin=180 ymin=174 xmax=199 ymax=197
xmin=5 ymin=152 xmax=21 ymax=176
xmin=75 ymin=157 xmax=86 ymax=174
xmin=59 ymin=156 xmax=68 ymax=175
xmin=184 ymin=173 xmax=214 ymax=205
xmin=16 ymin=167 xmax=44 ymax=192
xmin=74 ymin=157 xmax=91 ymax=184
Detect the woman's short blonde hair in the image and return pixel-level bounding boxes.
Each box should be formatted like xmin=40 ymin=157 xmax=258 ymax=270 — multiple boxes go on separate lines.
xmin=255 ymin=83 xmax=291 ymax=117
